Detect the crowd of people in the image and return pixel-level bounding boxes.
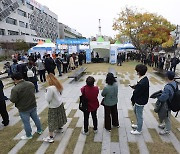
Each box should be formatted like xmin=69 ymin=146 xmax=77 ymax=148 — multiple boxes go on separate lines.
xmin=0 ymin=51 xmax=179 ymax=143
xmin=117 ymin=51 xmax=179 ymax=72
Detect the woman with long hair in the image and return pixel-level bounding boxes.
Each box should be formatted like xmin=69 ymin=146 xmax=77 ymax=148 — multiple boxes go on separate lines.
xmin=43 ymin=73 xmax=67 ymax=143
xmin=101 ymin=73 xmax=119 ymax=132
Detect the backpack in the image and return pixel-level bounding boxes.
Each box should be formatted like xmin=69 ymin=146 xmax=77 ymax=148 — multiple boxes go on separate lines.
xmin=27 ymin=67 xmax=34 ymax=78
xmin=168 ymin=83 xmax=180 ymax=117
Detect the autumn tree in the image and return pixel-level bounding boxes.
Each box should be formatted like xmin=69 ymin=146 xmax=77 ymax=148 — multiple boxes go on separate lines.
xmin=14 ymin=40 xmax=29 ymax=52
xmin=113 ymin=7 xmax=176 ymax=52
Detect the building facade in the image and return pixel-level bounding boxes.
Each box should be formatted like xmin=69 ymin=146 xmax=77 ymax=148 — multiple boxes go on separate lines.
xmin=58 ymin=23 xmax=82 ymax=39
xmin=0 ymin=0 xmax=58 ymax=44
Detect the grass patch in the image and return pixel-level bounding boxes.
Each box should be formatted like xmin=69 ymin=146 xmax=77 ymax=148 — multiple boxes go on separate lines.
xmin=6 ymin=103 xmax=14 ymax=112
xmin=111 ymin=128 xmax=119 ymax=142
xmin=128 ymin=110 xmax=136 ymax=124
xmin=129 ymin=74 xmax=135 ymax=80
xmin=64 ymin=127 xmax=81 ymax=154
xmin=149 ymin=76 xmax=163 ymax=85
xmin=76 ymin=98 xmax=80 ymax=104
xmin=147 ymin=128 xmax=178 ymax=154
xmin=93 ymin=72 xmax=97 ymax=75
xmin=96 ymin=79 xmax=104 ymax=90
xmin=118 ymin=73 xmax=125 ymax=79
xmin=151 ymin=110 xmax=180 ymax=141
xmin=0 ymin=121 xmax=22 ymax=154
xmin=86 ymin=72 xmax=92 ymax=75
xmin=120 ymin=79 xmax=130 ymax=87
xmin=45 ymin=141 xmax=60 ymax=154
xmin=68 ymin=109 xmax=77 ymax=118
xmin=128 ymin=142 xmax=139 ymax=154
xmin=17 ymin=108 xmax=48 ymax=154
xmin=68 ymin=117 xmax=79 ymax=128
xmin=83 ymin=128 xmax=102 ymax=154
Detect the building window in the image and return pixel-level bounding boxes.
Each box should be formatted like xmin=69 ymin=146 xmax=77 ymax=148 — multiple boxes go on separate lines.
xmin=18 ymin=0 xmax=24 ymax=5
xmin=19 ymin=21 xmax=25 ymax=27
xmin=21 ymin=32 xmax=25 ymax=35
xmin=6 ymin=17 xmax=17 ymax=25
xmin=26 ymin=2 xmax=34 ymax=10
xmin=8 ymin=30 xmax=19 ymax=35
xmin=0 ymin=29 xmax=5 ymax=35
xmin=26 ymin=23 xmax=28 ymax=28
xmin=17 ymin=9 xmax=26 ymax=17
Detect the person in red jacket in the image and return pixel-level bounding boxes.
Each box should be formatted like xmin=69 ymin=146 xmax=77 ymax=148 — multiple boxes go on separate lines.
xmin=81 ymin=76 xmax=99 ymax=135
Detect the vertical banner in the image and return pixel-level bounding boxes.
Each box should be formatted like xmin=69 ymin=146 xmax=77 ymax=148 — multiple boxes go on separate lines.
xmin=68 ymin=45 xmax=77 ymax=54
xmin=86 ymin=49 xmax=91 ymax=63
xmin=110 ymin=46 xmax=117 ymax=64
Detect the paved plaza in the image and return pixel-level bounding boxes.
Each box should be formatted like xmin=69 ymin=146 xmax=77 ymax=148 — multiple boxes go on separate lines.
xmin=0 ymin=62 xmax=180 ymax=154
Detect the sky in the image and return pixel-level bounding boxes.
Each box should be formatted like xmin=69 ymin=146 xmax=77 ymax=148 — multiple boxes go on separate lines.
xmin=36 ymin=0 xmax=180 ymax=38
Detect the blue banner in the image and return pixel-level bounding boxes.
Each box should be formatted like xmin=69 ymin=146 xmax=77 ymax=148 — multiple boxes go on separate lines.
xmin=56 ymin=39 xmax=90 ymax=45
xmin=86 ymin=49 xmax=91 ymax=63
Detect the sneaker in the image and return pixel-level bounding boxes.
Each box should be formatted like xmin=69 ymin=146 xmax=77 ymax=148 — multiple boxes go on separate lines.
xmin=130 ymin=130 xmax=141 ymax=135
xmin=81 ymin=131 xmax=89 ymax=135
xmin=43 ymin=136 xmax=54 ymax=143
xmin=94 ymin=130 xmax=98 ymax=134
xmin=158 ymin=124 xmax=165 ymax=129
xmin=21 ymin=135 xmax=33 ymax=140
xmin=159 ymin=130 xmax=170 ymax=135
xmin=37 ymin=130 xmax=43 ymax=135
xmin=131 ymin=124 xmax=138 ymax=129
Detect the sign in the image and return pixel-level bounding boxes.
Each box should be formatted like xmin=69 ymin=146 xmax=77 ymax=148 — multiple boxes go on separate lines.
xmin=68 ymin=45 xmax=77 ymax=54
xmin=56 ymin=39 xmax=90 ymax=45
xmin=110 ymin=46 xmax=117 ymax=64
xmin=86 ymin=49 xmax=91 ymax=63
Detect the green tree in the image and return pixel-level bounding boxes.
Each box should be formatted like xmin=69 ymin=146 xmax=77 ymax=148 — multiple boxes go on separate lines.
xmin=113 ymin=7 xmax=176 ymax=52
xmin=14 ymin=40 xmax=29 ymax=52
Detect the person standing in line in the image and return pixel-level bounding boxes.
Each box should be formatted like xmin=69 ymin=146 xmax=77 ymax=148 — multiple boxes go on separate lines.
xmin=0 ymin=79 xmax=9 ymax=126
xmin=55 ymin=54 xmax=62 ymax=76
xmin=27 ymin=61 xmax=39 ymax=93
xmin=170 ymin=56 xmax=179 ymax=72
xmin=43 ymin=73 xmax=67 ymax=143
xmin=36 ymin=55 xmax=46 ymax=82
xmin=101 ymin=73 xmax=119 ymax=132
xmin=45 ymin=54 xmax=56 ymax=75
xmin=130 ymin=64 xmax=149 ymax=135
xmin=10 ymin=73 xmax=42 ymax=140
xmin=157 ymin=71 xmax=177 ymax=135
xmin=81 ymin=76 xmax=99 ymax=135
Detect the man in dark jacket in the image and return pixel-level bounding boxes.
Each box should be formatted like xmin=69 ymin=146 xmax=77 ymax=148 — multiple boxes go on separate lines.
xmin=157 ymin=71 xmax=177 ymax=135
xmin=0 ymin=79 xmax=9 ymax=126
xmin=130 ymin=64 xmax=149 ymax=135
xmin=45 ymin=54 xmax=56 ymax=75
xmin=10 ymin=73 xmax=42 ymax=140
xmin=170 ymin=56 xmax=179 ymax=72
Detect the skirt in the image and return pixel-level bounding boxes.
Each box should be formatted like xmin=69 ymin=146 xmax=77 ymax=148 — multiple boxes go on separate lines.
xmin=48 ymin=103 xmax=67 ymax=132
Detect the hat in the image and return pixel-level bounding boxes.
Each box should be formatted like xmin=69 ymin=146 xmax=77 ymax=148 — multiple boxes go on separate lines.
xmin=166 ymin=71 xmax=175 ymax=80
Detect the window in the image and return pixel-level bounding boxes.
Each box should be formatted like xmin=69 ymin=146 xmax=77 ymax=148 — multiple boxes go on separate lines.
xmin=19 ymin=21 xmax=25 ymax=27
xmin=0 ymin=29 xmax=5 ymax=35
xmin=26 ymin=2 xmax=33 ymax=10
xmin=17 ymin=9 xmax=26 ymax=17
xmin=21 ymin=32 xmax=25 ymax=35
xmin=18 ymin=0 xmax=24 ymax=4
xmin=6 ymin=17 xmax=17 ymax=25
xmin=25 ymin=23 xmax=28 ymax=28
xmin=8 ymin=30 xmax=19 ymax=35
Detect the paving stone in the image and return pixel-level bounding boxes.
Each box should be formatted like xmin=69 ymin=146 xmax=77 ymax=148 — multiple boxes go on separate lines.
xmin=8 ymin=140 xmax=27 ymax=154
xmin=101 ymin=129 xmax=111 ymax=154
xmin=35 ymin=142 xmax=49 ymax=154
xmin=110 ymin=142 xmax=120 ymax=154
xmin=54 ymin=128 xmax=73 ymax=154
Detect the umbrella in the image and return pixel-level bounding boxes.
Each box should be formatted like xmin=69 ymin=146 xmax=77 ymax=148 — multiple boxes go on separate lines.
xmin=159 ymin=50 xmax=165 ymax=54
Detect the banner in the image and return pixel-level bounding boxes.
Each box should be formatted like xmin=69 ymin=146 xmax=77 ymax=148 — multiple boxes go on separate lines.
xmin=56 ymin=39 xmax=89 ymax=45
xmin=68 ymin=45 xmax=77 ymax=54
xmin=110 ymin=46 xmax=117 ymax=64
xmin=86 ymin=49 xmax=91 ymax=63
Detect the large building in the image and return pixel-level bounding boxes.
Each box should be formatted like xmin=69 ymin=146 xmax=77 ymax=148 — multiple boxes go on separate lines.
xmin=0 ymin=0 xmax=83 ymax=46
xmin=58 ymin=23 xmax=82 ymax=39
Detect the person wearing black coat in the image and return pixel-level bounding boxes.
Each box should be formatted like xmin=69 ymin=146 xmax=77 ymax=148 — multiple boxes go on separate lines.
xmin=0 ymin=80 xmax=9 ymax=126
xmin=45 ymin=54 xmax=56 ymax=75
xmin=130 ymin=64 xmax=149 ymax=135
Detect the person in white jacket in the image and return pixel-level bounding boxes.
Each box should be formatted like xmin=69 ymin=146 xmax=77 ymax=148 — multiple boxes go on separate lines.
xmin=43 ymin=73 xmax=67 ymax=143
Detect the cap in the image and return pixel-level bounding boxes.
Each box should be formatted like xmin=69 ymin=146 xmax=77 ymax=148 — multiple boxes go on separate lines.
xmin=166 ymin=71 xmax=175 ymax=80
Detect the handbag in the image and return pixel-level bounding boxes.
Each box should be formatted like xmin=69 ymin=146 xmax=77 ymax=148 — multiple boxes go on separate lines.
xmin=79 ymin=87 xmax=88 ymax=112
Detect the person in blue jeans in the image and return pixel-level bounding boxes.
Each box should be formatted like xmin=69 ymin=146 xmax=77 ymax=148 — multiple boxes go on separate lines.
xmin=130 ymin=64 xmax=149 ymax=135
xmin=10 ymin=73 xmax=42 ymax=140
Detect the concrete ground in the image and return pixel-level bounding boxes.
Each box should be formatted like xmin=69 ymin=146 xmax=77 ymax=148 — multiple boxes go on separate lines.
xmin=0 ymin=62 xmax=179 ymax=154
